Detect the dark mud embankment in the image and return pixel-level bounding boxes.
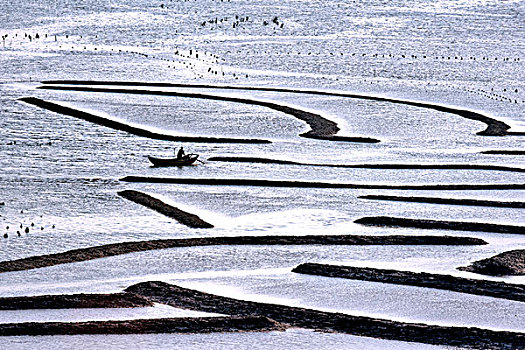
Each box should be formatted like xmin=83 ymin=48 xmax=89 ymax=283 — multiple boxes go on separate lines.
xmin=19 ymin=97 xmax=270 ymax=144
xmin=42 ymin=81 xmax=518 ymax=137
xmin=120 ymin=176 xmax=525 ymax=190
xmin=208 ymin=156 xmax=525 ymax=173
xmin=459 ymin=249 xmax=525 ymax=276
xmin=125 ymin=281 xmax=525 ymax=350
xmin=118 ymin=190 xmax=213 ymax=228
xmin=292 ymin=263 xmax=525 ymax=302
xmin=359 ymin=195 xmax=525 ymax=208
xmin=482 ymin=150 xmax=525 ymax=155
xmin=0 ymin=293 xmax=153 ymax=310
xmin=0 ymin=316 xmax=284 ymax=336
xmin=37 ymin=85 xmax=380 ymax=143
xmin=0 ymin=235 xmax=485 ymax=274
xmin=355 ymin=216 xmax=525 ymax=234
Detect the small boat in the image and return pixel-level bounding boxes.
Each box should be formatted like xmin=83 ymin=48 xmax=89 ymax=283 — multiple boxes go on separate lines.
xmin=148 ymin=154 xmax=200 ymax=167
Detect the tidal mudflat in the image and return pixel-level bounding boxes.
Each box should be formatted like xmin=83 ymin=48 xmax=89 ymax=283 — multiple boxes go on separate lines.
xmin=1 ymin=0 xmax=524 ymax=349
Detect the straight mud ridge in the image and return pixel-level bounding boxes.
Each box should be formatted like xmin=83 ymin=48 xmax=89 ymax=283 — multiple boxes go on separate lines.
xmin=0 ymin=293 xmax=153 ymax=310
xmin=0 ymin=235 xmax=485 ymax=273
xmin=0 ymin=316 xmax=284 ymax=336
xmin=35 ymin=86 xmax=380 ymax=143
xmin=355 ymin=216 xmax=525 ymax=235
xmin=208 ymin=156 xmax=525 ymax=173
xmin=359 ymin=195 xmax=525 ymax=208
xmin=42 ymin=80 xmax=523 ymax=136
xmin=118 ymin=190 xmax=214 ymax=228
xmin=120 ymin=176 xmax=525 ymax=190
xmin=482 ymin=150 xmax=525 ymax=155
xmin=292 ymin=263 xmax=525 ymax=302
xmin=124 ymin=281 xmax=525 ymax=350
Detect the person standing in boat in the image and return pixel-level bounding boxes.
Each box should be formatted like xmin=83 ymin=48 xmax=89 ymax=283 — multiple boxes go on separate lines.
xmin=176 ymin=146 xmax=185 ymax=160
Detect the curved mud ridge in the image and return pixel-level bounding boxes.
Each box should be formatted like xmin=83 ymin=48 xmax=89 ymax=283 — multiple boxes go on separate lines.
xmin=118 ymin=190 xmax=213 ymax=228
xmin=459 ymin=249 xmax=525 ymax=276
xmin=42 ymin=80 xmax=519 ymax=137
xmin=208 ymin=156 xmax=525 ymax=173
xmin=120 ymin=176 xmax=525 ymax=190
xmin=355 ymin=216 xmax=525 ymax=234
xmin=19 ymin=97 xmax=270 ymax=144
xmin=125 ymin=281 xmax=525 ymax=350
xmin=0 ymin=235 xmax=486 ymax=274
xmin=359 ymin=195 xmax=525 ymax=208
xmin=0 ymin=293 xmax=153 ymax=310
xmin=292 ymin=263 xmax=525 ymax=302
xmin=0 ymin=316 xmax=284 ymax=336
xmin=37 ymin=85 xmax=380 ymax=143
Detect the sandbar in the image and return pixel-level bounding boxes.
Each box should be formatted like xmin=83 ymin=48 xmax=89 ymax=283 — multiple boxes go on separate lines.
xmin=0 ymin=293 xmax=153 ymax=310
xmin=208 ymin=156 xmax=525 ymax=173
xmin=120 ymin=176 xmax=525 ymax=190
xmin=125 ymin=281 xmax=525 ymax=349
xmin=0 ymin=235 xmax=485 ymax=274
xmin=118 ymin=190 xmax=213 ymax=228
xmin=359 ymin=195 xmax=525 ymax=208
xmin=459 ymin=249 xmax=525 ymax=276
xmin=292 ymin=263 xmax=525 ymax=302
xmin=0 ymin=316 xmax=284 ymax=336
xmin=355 ymin=216 xmax=525 ymax=234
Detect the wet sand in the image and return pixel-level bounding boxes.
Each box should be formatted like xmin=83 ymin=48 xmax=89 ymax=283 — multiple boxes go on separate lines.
xmin=42 ymin=80 xmax=519 ymax=137
xmin=36 ymin=85 xmax=380 ymax=143
xmin=292 ymin=263 xmax=525 ymax=302
xmin=120 ymin=176 xmax=525 ymax=190
xmin=19 ymin=97 xmax=270 ymax=144
xmin=118 ymin=190 xmax=214 ymax=228
xmin=355 ymin=216 xmax=525 ymax=234
xmin=125 ymin=281 xmax=525 ymax=350
xmin=0 ymin=316 xmax=284 ymax=336
xmin=208 ymin=156 xmax=525 ymax=173
xmin=0 ymin=293 xmax=153 ymax=310
xmin=359 ymin=195 xmax=525 ymax=208
xmin=0 ymin=235 xmax=485 ymax=274
xmin=459 ymin=249 xmax=525 ymax=276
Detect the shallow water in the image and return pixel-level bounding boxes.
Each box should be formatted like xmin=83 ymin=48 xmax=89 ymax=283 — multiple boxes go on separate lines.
xmin=0 ymin=329 xmax=452 ymax=350
xmin=1 ymin=0 xmax=524 ymax=348
xmin=0 ymin=304 xmax=223 ymax=324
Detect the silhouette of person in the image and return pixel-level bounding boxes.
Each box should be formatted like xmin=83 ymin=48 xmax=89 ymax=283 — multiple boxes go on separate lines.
xmin=176 ymin=147 xmax=185 ymax=159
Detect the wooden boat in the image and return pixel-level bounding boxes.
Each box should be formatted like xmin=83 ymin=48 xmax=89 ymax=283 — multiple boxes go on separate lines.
xmin=148 ymin=154 xmax=200 ymax=167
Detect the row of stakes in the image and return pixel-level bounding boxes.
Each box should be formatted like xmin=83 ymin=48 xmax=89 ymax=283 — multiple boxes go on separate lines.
xmin=3 ymin=30 xmax=522 ymax=64
xmin=161 ymin=0 xmax=233 ymax=5
xmin=3 ymin=31 xmax=523 ymax=100
xmin=224 ymin=49 xmax=521 ymax=63
xmin=139 ymin=48 xmax=525 ymax=102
